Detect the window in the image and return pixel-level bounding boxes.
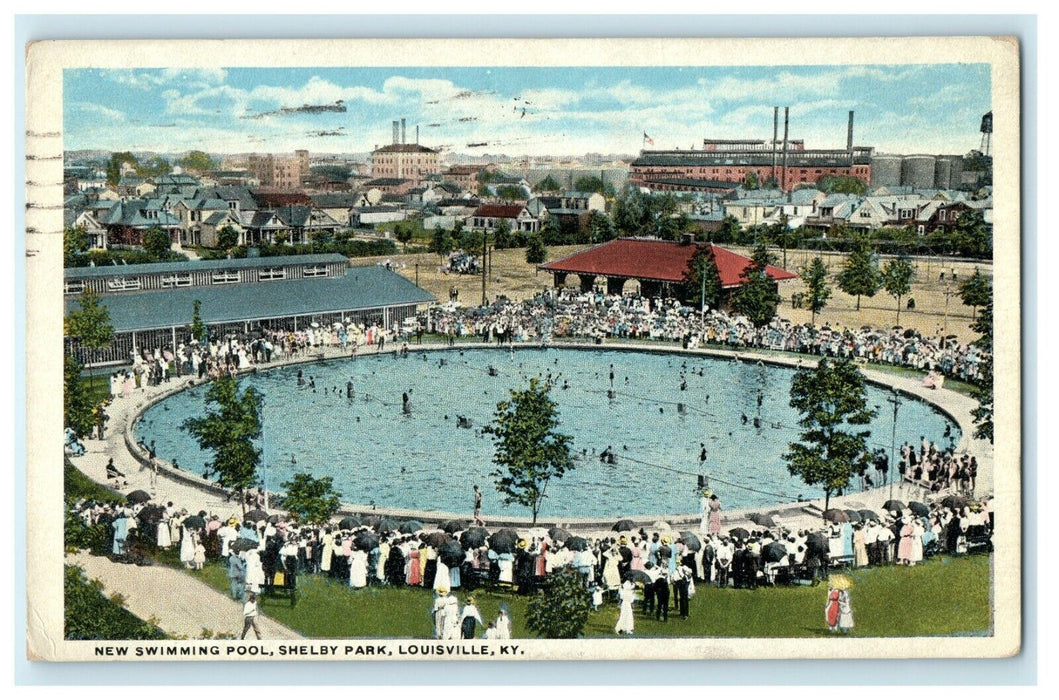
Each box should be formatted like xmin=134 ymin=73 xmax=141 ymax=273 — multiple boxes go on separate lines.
xmin=303 ymin=265 xmax=328 ymax=278
xmin=107 ymin=277 xmax=141 ymax=292
xmin=64 ymin=280 xmax=85 ymax=295
xmin=212 ymin=270 xmax=240 ymax=285
xmin=161 ymin=273 xmax=192 ymax=288
xmin=259 ymin=267 xmax=286 ymax=281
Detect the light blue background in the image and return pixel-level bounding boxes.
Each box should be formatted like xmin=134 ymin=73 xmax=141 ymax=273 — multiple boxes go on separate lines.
xmin=13 ymin=13 xmax=1037 ymax=686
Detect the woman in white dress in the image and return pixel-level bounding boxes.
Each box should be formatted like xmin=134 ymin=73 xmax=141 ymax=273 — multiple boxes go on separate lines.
xmin=615 ymin=580 xmax=635 ymax=635
xmin=244 ymin=550 xmax=265 ymax=594
xmin=156 ymin=510 xmax=172 ymax=549
xmin=495 ymin=606 xmax=512 ymax=640
xmin=910 ymin=519 xmax=925 ymax=565
xmin=180 ymin=524 xmax=197 ymax=568
xmin=433 ymin=559 xmax=451 ymax=593
xmin=349 ymin=549 xmax=368 ymax=588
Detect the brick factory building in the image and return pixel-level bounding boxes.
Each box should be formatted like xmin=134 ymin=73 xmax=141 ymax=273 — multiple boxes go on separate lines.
xmin=371 ymin=118 xmax=440 ymax=186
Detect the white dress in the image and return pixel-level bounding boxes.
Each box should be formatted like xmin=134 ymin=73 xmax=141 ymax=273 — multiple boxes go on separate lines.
xmin=349 ymin=550 xmax=368 ymax=588
xmin=615 ymin=584 xmax=635 ymax=634
xmin=495 ymin=613 xmax=511 ymax=640
xmin=180 ymin=526 xmax=196 ymax=565
xmin=442 ymin=598 xmax=461 ymax=639
xmin=157 ymin=518 xmax=172 ymax=548
xmin=433 ymin=560 xmax=451 ymax=592
xmin=244 ymin=551 xmax=265 ymax=593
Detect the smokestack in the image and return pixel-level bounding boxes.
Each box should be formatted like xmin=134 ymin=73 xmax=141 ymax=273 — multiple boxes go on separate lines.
xmin=401 ymin=118 xmax=407 ymax=144
xmin=847 ymin=110 xmax=855 ymax=164
xmin=416 ymin=124 xmax=419 ymax=144
xmin=392 ymin=121 xmax=399 ymax=145
xmin=781 ymin=106 xmax=790 ymax=191
xmin=772 ymin=106 xmax=779 ymax=185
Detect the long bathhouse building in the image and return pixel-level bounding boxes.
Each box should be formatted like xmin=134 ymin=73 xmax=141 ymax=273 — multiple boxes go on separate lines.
xmin=64 ymin=253 xmax=435 ymax=366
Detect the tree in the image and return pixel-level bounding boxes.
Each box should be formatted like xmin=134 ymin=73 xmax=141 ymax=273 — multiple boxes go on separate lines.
xmin=682 ymin=245 xmax=722 ymax=311
xmin=190 ymin=300 xmax=207 ymax=343
xmin=394 ymin=222 xmax=414 ymax=252
xmin=106 ymin=151 xmax=138 ymax=186
xmin=800 ymin=257 xmax=832 ymax=325
xmin=951 ymin=210 xmax=992 ymax=258
xmin=216 ymin=225 xmax=240 ymax=250
xmin=64 ymin=355 xmax=96 ymax=438
xmin=713 ymin=215 xmax=742 ymax=244
xmin=280 ymin=473 xmax=341 ymax=525
xmin=525 ymin=233 xmax=547 ymax=265
xmin=817 ymin=175 xmax=868 ymax=195
xmin=881 ymin=255 xmax=916 ymax=325
xmin=836 ymin=237 xmax=881 ymax=310
xmin=969 ymin=299 xmax=993 ymax=443
xmin=493 ymin=219 xmax=514 ymax=249
xmin=534 ymin=175 xmax=562 ymax=193
xmin=181 ymin=375 xmax=263 ymax=515
xmin=64 ymin=225 xmax=89 ymax=266
xmin=432 ymin=224 xmax=454 ymax=258
xmin=784 ymin=358 xmax=876 ymax=512
xmin=484 ymin=378 xmax=574 ymax=524
xmin=958 ymin=268 xmax=992 ymax=321
xmin=143 ymin=228 xmax=171 ymax=259
xmin=743 ymin=171 xmax=760 ymax=190
xmin=573 ymin=175 xmax=613 ymax=196
xmin=525 ymin=567 xmax=592 ymax=638
xmin=136 ymin=155 xmax=170 ymax=178
xmin=586 ymin=210 xmax=615 ymax=243
xmin=496 ymin=185 xmax=523 ymax=201
xmin=65 ymin=289 xmax=114 ymax=373
xmin=177 ymin=150 xmax=216 ymax=174
xmin=733 ymin=255 xmax=781 ymax=328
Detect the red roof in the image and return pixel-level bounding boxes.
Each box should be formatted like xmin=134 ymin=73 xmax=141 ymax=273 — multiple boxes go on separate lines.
xmin=473 ymin=204 xmax=526 ymax=219
xmin=539 ymin=238 xmax=798 ymax=288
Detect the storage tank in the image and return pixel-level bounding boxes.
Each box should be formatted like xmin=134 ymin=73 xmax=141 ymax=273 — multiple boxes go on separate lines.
xmin=933 ymin=157 xmax=953 ymax=189
xmin=947 ymin=156 xmax=965 ymax=190
xmin=901 ymin=155 xmax=936 ymax=189
xmin=870 ymin=154 xmax=902 ymax=188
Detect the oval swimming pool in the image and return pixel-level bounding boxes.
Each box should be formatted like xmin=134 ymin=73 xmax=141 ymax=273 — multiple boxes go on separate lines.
xmin=136 ymin=347 xmax=959 ymax=519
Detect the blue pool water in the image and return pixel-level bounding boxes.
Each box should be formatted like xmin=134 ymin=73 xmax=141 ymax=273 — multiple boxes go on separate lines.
xmin=136 ymin=348 xmax=959 ymax=519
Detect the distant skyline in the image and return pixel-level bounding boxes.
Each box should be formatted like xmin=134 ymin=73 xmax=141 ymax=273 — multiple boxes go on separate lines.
xmin=64 ymin=64 xmax=991 ymax=158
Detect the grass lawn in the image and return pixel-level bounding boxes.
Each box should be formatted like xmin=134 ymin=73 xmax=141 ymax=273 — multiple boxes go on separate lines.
xmin=64 ymin=459 xmax=123 ymax=503
xmin=177 ymin=554 xmax=990 ymax=639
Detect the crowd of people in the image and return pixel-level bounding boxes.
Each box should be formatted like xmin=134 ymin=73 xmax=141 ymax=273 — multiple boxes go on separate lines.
xmin=422 ymin=289 xmax=988 ymax=382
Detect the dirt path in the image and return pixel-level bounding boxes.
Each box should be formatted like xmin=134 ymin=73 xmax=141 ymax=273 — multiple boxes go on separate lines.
xmin=66 ymin=551 xmax=301 ymax=640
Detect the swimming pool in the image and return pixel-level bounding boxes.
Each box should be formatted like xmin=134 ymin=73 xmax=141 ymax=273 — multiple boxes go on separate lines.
xmin=136 ymin=347 xmax=959 ymax=519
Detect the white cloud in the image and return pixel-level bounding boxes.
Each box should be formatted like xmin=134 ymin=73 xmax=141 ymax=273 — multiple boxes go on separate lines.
xmin=69 ymin=101 xmax=126 ymax=123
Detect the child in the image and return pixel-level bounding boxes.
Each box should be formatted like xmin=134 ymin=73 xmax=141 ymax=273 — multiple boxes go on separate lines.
xmin=590 ymin=583 xmax=603 ymax=611
xmin=193 ymin=534 xmax=206 ymax=570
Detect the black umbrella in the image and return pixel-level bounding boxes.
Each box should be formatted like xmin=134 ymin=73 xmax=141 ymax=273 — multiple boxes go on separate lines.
xmin=806 ymin=532 xmax=828 ymax=550
xmin=361 ymin=514 xmax=382 ymax=528
xmin=182 ymin=515 xmax=206 ymax=529
xmin=353 ymin=530 xmax=380 ymax=552
xmin=883 ymin=500 xmax=906 ymax=513
xmin=488 ymin=528 xmax=519 ymax=554
xmin=136 ymin=503 xmax=165 ymax=523
xmin=126 ymin=489 xmax=152 ymax=505
xmin=439 ymin=540 xmax=465 ymax=568
xmin=941 ymin=494 xmax=968 ymax=509
xmin=908 ymin=501 xmax=930 ymax=517
xmin=548 ymin=527 xmax=571 ymax=542
xmin=858 ymin=509 xmax=881 ymax=522
xmin=268 ymin=514 xmax=285 ymax=525
xmin=728 ymin=527 xmax=750 ymax=541
xmin=459 ymin=527 xmax=489 ymax=549
xmin=763 ymin=541 xmax=789 ymax=563
xmin=679 ymin=531 xmax=702 ymax=552
xmin=399 ymin=520 xmax=424 ymax=534
xmin=623 ymin=570 xmax=653 ymax=585
xmin=612 ymin=519 xmax=635 ymax=532
xmin=441 ymin=519 xmax=468 ymax=534
xmin=231 ymin=537 xmax=259 ymax=553
xmin=423 ymin=531 xmax=452 ymax=549
xmin=844 ymin=509 xmax=863 ymax=523
xmin=564 ymin=536 xmax=589 ymax=552
xmin=376 ymin=518 xmax=402 ymax=534
xmin=748 ymin=513 xmax=777 ymax=528
xmin=823 ymin=509 xmax=850 ymax=523
xmin=339 ymin=516 xmax=361 ymax=530
xmin=658 ymin=544 xmax=672 ymax=559
xmin=244 ymin=509 xmax=269 ymax=523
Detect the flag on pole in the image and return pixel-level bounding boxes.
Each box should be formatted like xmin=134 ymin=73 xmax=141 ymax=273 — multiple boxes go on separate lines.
xmin=643 ymin=131 xmax=654 ymax=146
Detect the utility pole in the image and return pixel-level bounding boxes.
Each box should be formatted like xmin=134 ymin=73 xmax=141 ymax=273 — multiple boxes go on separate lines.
xmin=481 ymin=231 xmax=488 ymax=307
xmin=886 ymin=391 xmax=901 ymax=501
xmin=260 ymin=395 xmax=269 ymax=511
xmin=415 ymin=262 xmax=419 ymax=287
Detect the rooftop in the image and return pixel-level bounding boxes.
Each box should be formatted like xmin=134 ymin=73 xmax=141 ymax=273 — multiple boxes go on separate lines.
xmin=64 ymin=253 xmax=350 ymax=280
xmin=373 ymin=144 xmax=438 ymax=154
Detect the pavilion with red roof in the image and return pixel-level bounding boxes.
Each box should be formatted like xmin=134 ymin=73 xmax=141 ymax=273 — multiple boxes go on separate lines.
xmin=538 ymin=237 xmax=797 ymax=298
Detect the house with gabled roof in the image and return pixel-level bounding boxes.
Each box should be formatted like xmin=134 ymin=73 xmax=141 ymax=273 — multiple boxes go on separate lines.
xmin=99 ymin=198 xmax=183 ymax=248
xmin=468 ymin=203 xmax=540 ymax=233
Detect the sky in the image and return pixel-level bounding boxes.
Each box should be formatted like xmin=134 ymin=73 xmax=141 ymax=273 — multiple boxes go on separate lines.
xmin=63 ymin=64 xmax=991 ymax=158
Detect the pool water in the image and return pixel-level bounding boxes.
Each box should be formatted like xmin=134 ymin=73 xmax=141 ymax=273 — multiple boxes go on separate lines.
xmin=136 ymin=348 xmax=959 ymax=519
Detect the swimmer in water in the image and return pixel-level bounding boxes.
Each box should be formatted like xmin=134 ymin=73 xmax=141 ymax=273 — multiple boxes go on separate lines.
xmin=309 ymin=377 xmax=315 ymax=389
xmin=741 ymin=413 xmax=748 ymax=424
xmin=297 ymin=370 xmax=305 ymax=386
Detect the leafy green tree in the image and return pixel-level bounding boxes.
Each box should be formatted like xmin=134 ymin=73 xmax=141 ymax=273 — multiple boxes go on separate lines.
xmin=484 ymin=378 xmax=574 ymax=524
xmin=477 ymin=183 xmax=492 ymax=198
xmin=280 ymin=473 xmax=341 ymax=525
xmin=394 ymin=221 xmax=414 ymax=252
xmin=958 ymin=268 xmax=992 ymax=321
xmin=136 ymin=155 xmax=170 ymax=178
xmin=143 ymin=228 xmax=171 ymax=259
xmin=525 ymin=233 xmax=547 ymax=265
xmin=682 ymin=245 xmax=723 ymax=311
xmin=610 ymin=186 xmax=650 ymax=236
xmin=733 ymin=253 xmax=781 ymax=328
xmin=64 ymin=355 xmax=96 ymax=438
xmin=534 ymin=175 xmax=562 ymax=192
xmin=496 ymin=185 xmax=524 ymax=201
xmin=784 ymin=358 xmax=876 ymax=511
xmin=181 ymin=376 xmax=263 ymax=515
xmin=493 ymin=219 xmax=514 ymax=249
xmin=837 ymin=237 xmax=881 ymax=310
xmin=64 ymin=226 xmax=89 ymax=266
xmin=586 ymin=210 xmax=616 ymax=243
xmin=969 ymin=300 xmax=993 ymax=443
xmin=951 ymin=210 xmax=992 ymax=257
xmin=64 ymin=566 xmax=166 ymax=640
xmin=216 ymin=225 xmax=240 ymax=250
xmin=191 ymin=300 xmax=207 ymax=343
xmin=106 ymin=152 xmax=138 ymax=186
xmin=525 ymin=566 xmax=592 ymax=638
xmin=743 ymin=171 xmax=760 ymax=190
xmin=432 ymin=224 xmax=454 ymax=258
xmin=177 ymin=150 xmax=216 ymax=174
xmin=713 ymin=215 xmax=742 ymax=244
xmin=573 ymin=175 xmax=613 ymax=196
xmin=817 ymin=175 xmax=868 ymax=195
xmin=881 ymin=255 xmax=916 ymax=325
xmin=65 ymin=289 xmax=114 ymax=373
xmin=800 ymin=257 xmax=832 ymax=325
xmin=541 ymin=215 xmax=564 ymax=246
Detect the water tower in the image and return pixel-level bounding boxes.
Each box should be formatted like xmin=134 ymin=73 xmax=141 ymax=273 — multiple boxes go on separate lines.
xmin=979 ymin=111 xmax=993 ymax=156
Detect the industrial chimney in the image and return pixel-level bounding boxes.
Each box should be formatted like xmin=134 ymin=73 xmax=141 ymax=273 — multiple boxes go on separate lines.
xmin=847 ymin=110 xmax=855 ymax=163
xmin=781 ymin=106 xmax=790 ymax=191
xmin=392 ymin=121 xmax=399 ymax=145
xmin=401 ymin=118 xmax=407 ymax=145
xmin=416 ymin=124 xmax=420 ymax=144
xmin=772 ymin=106 xmax=779 ymax=185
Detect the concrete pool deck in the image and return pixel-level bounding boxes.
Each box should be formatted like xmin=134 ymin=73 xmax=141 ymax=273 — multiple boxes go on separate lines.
xmin=69 ymin=338 xmax=993 ymax=536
